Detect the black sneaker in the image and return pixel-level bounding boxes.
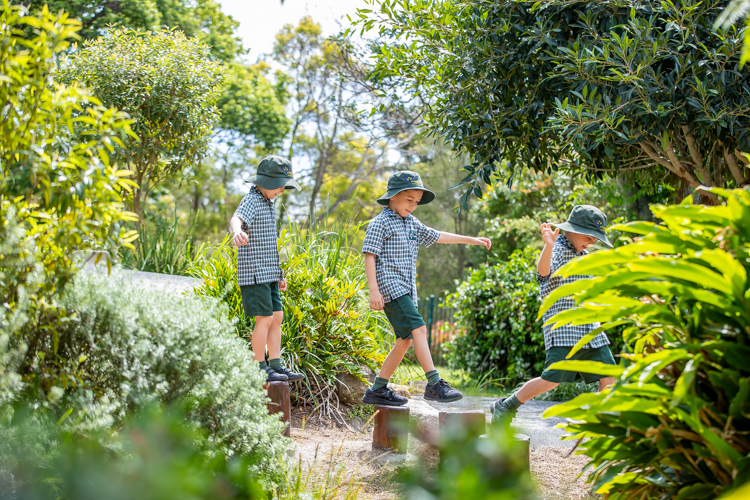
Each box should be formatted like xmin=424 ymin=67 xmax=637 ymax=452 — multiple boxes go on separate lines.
xmin=261 ymin=365 xmax=288 ymax=383
xmin=423 ymin=379 xmax=463 ymax=403
xmin=362 ymin=386 xmax=408 ymax=406
xmin=490 ymin=397 xmax=517 ymax=423
xmin=273 ymin=365 xmax=304 ymax=381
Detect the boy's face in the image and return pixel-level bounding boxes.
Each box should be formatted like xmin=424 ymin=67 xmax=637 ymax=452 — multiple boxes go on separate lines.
xmin=258 ymin=186 xmax=285 ymax=200
xmin=566 ymin=232 xmax=599 ymax=252
xmin=389 ymin=189 xmax=423 ymax=217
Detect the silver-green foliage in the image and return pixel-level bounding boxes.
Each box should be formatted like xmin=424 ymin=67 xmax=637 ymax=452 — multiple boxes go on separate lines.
xmin=539 ymin=188 xmax=750 ymax=499
xmin=38 ymin=273 xmax=288 ymax=479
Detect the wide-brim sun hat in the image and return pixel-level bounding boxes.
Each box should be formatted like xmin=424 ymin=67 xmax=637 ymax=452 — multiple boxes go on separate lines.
xmin=245 ymin=155 xmax=301 ymax=191
xmin=554 ymin=204 xmax=613 ymax=248
xmin=377 ymin=170 xmax=435 ymax=206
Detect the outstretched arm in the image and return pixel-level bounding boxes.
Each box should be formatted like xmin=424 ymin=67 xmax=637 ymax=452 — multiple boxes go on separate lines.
xmin=537 ymin=223 xmax=559 ymax=276
xmin=436 ymin=231 xmax=492 ymax=250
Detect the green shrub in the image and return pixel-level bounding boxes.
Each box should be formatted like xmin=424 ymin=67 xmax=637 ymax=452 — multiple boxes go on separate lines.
xmin=4 ymin=405 xmax=266 ymax=500
xmin=18 ymin=273 xmax=287 ymax=482
xmin=190 ymin=219 xmax=388 ymax=421
xmin=400 ymin=419 xmax=536 ymax=499
xmin=444 ymin=249 xmax=545 ymax=388
xmin=541 ymin=188 xmax=750 ymax=500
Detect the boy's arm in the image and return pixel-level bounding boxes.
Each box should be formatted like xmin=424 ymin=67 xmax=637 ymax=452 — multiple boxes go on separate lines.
xmin=229 ymin=216 xmax=249 ymax=247
xmin=364 ymin=253 xmax=384 ymax=311
xmin=537 ymin=223 xmax=560 ymax=276
xmin=436 ymin=231 xmax=492 ymax=250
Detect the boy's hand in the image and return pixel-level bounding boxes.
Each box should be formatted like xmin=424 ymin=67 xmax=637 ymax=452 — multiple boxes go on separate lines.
xmin=232 ymin=229 xmax=249 ymax=247
xmin=279 ymin=280 xmax=287 ymax=292
xmin=473 ymin=237 xmax=492 ymax=250
xmin=369 ymin=290 xmax=384 ymax=311
xmin=541 ymin=223 xmax=560 ymax=247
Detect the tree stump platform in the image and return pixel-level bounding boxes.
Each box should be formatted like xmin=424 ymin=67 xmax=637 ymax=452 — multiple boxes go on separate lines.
xmin=478 ymin=432 xmax=531 ymax=467
xmin=372 ymin=405 xmax=409 ymax=453
xmin=265 ymin=381 xmax=291 ymax=437
xmin=439 ymin=410 xmax=487 ymax=437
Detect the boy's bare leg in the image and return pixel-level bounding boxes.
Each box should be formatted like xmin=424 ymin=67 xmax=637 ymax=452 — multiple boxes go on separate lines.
xmin=266 ymin=311 xmax=283 ymax=360
xmin=598 ymin=376 xmax=615 ymax=392
xmin=251 ymin=315 xmax=274 ymax=362
xmin=516 ymin=377 xmax=559 ymax=403
xmin=378 ymin=338 xmax=413 ymax=379
xmin=411 ymin=326 xmax=435 ymax=373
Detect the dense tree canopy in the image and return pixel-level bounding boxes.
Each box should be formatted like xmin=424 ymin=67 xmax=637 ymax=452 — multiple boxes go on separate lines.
xmin=57 ymin=28 xmax=225 ymax=217
xmin=356 ymin=0 xmax=750 ymax=204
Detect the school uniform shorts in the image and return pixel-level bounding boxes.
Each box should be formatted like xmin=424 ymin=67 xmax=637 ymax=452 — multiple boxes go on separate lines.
xmin=240 ymin=281 xmax=282 ymax=317
xmin=383 ymin=294 xmax=425 ymax=340
xmin=541 ymin=345 xmax=617 ymax=384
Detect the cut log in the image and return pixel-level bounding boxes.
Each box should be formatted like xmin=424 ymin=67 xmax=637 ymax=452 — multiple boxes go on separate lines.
xmin=372 ymin=405 xmax=409 ymax=453
xmin=477 ymin=432 xmax=531 ymax=467
xmin=265 ymin=381 xmax=291 ymax=437
xmin=439 ymin=410 xmax=486 ymax=437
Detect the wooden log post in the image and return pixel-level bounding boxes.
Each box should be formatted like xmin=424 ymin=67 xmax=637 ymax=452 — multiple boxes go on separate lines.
xmin=265 ymin=381 xmax=291 ymax=437
xmin=439 ymin=410 xmax=487 ymax=438
xmin=372 ymin=405 xmax=409 ymax=453
xmin=476 ymin=432 xmax=531 ymax=468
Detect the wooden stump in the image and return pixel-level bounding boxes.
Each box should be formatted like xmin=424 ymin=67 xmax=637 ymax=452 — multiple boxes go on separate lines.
xmin=439 ymin=410 xmax=487 ymax=437
xmin=477 ymin=432 xmax=531 ymax=468
xmin=265 ymin=381 xmax=291 ymax=437
xmin=372 ymin=405 xmax=409 ymax=453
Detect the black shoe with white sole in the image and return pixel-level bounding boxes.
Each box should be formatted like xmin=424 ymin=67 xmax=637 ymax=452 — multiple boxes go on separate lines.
xmin=423 ymin=379 xmax=463 ymax=403
xmin=362 ymin=386 xmax=408 ymax=406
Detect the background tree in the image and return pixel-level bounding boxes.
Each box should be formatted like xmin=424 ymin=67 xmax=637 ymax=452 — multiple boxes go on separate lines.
xmin=356 ymin=0 xmax=750 ymax=205
xmin=57 ymin=28 xmax=225 ymax=218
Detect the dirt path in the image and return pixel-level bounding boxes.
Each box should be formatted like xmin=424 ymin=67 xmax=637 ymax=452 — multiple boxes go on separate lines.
xmin=289 ymin=408 xmax=596 ymax=500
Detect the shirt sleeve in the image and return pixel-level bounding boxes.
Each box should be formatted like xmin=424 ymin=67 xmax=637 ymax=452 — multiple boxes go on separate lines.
xmin=362 ymin=218 xmax=385 ymax=256
xmin=415 ymin=218 xmax=440 ymax=248
xmin=233 ymin=195 xmax=256 ymax=227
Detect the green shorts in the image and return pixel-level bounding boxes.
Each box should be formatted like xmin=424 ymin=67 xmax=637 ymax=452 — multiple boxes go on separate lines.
xmin=240 ymin=281 xmax=282 ymax=318
xmin=541 ymin=345 xmax=617 ymax=384
xmin=383 ymin=294 xmax=425 ymax=340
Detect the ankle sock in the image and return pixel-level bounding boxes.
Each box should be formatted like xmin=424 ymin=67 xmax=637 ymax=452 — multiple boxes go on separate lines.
xmin=425 ymin=369 xmax=440 ymax=386
xmin=371 ymin=377 xmax=389 ymax=391
xmin=269 ymin=358 xmax=282 ymax=370
xmin=258 ymin=360 xmax=268 ymax=370
xmin=505 ymin=393 xmax=522 ymax=409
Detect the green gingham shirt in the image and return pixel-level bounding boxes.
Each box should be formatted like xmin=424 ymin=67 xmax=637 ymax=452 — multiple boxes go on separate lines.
xmin=362 ymin=207 xmax=440 ymax=305
xmin=233 ymin=186 xmax=283 ymax=286
xmin=536 ymin=234 xmax=610 ymax=350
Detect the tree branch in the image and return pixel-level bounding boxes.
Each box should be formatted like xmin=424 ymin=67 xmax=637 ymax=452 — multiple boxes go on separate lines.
xmin=723 ymin=146 xmax=749 ymax=186
xmin=681 ymin=125 xmax=713 ymax=187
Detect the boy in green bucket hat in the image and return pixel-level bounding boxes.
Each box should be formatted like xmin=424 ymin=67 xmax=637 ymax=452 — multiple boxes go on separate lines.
xmin=490 ymin=205 xmax=617 ymax=421
xmin=361 ymin=171 xmax=492 ymax=405
xmin=229 ymin=155 xmax=304 ymax=383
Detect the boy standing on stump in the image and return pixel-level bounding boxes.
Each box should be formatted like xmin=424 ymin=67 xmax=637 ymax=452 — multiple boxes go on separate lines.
xmin=361 ymin=171 xmax=492 ymax=406
xmin=490 ymin=205 xmax=617 ymax=421
xmin=230 ymin=155 xmax=305 ymax=384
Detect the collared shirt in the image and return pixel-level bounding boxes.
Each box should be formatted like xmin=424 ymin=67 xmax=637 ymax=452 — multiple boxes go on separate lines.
xmin=362 ymin=207 xmax=440 ymax=304
xmin=536 ymin=234 xmax=610 ymax=350
xmin=233 ymin=186 xmax=283 ymax=286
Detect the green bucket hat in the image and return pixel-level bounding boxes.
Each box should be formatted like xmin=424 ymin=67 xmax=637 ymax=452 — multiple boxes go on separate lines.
xmin=377 ymin=170 xmax=435 ymax=206
xmin=245 ymin=155 xmax=301 ymax=191
xmin=554 ymin=205 xmax=612 ymax=248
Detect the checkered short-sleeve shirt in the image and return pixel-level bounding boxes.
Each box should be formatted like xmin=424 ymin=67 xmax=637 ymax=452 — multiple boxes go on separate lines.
xmin=362 ymin=207 xmax=440 ymax=305
xmin=536 ymin=234 xmax=610 ymax=350
xmin=233 ymin=186 xmax=283 ymax=286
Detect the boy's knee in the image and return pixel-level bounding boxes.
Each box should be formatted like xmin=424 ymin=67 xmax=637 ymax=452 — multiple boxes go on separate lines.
xmin=395 ymin=337 xmax=413 ymax=349
xmin=411 ymin=325 xmax=427 ymax=338
xmin=255 ymin=315 xmax=274 ymax=326
xmin=272 ymin=311 xmax=283 ymax=323
xmin=599 ymin=376 xmax=616 ymax=389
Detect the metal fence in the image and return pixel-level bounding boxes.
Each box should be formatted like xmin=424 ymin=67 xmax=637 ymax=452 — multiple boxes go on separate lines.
xmin=416 ymin=295 xmax=461 ymax=366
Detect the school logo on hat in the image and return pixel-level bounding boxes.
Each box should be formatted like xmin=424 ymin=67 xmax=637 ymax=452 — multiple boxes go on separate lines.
xmin=595 ymin=216 xmax=604 ymax=229
xmin=402 ymin=172 xmax=420 ymax=185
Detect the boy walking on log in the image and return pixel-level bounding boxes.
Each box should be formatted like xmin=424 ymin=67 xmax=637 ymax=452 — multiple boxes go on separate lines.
xmin=490 ymin=205 xmax=617 ymax=421
xmin=361 ymin=171 xmax=492 ymax=406
xmin=230 ymin=155 xmax=305 ymax=383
